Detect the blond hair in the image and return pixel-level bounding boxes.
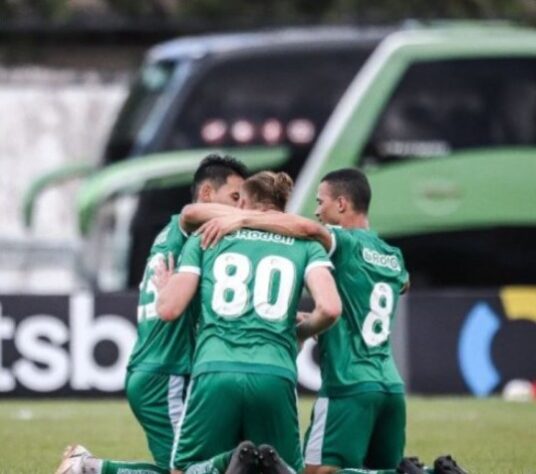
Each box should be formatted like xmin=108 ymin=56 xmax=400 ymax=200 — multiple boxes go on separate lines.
xmin=242 ymin=171 xmax=293 ymax=211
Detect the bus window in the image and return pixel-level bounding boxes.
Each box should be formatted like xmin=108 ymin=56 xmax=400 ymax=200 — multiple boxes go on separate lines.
xmin=362 ymin=58 xmax=536 ymax=166
xmin=360 ymin=58 xmax=536 ymax=288
xmin=104 ymin=59 xmax=178 ymax=164
xmin=126 ymin=49 xmax=369 ymax=287
xmin=162 ymin=50 xmax=367 ymax=169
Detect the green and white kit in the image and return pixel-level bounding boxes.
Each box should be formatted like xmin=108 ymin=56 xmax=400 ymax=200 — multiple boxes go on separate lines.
xmin=304 ymin=227 xmax=409 ymax=470
xmin=126 ymin=214 xmax=197 ymax=469
xmin=172 ymin=229 xmax=333 ymax=473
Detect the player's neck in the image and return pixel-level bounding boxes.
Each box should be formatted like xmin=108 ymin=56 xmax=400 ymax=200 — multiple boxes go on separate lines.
xmin=339 ymin=212 xmax=369 ymax=230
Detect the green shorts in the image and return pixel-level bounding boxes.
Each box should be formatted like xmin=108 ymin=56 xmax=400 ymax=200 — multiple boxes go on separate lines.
xmin=172 ymin=372 xmax=303 ymax=473
xmin=303 ymin=392 xmax=406 ymax=470
xmin=125 ymin=370 xmax=189 ymax=469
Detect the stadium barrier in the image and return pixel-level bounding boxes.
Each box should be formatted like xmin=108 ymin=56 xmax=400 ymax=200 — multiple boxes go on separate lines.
xmin=0 ymin=289 xmax=534 ymax=397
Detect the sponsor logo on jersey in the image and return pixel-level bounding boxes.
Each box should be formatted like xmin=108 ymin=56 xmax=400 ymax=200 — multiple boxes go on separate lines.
xmin=362 ymin=248 xmax=401 ymax=271
xmin=227 ymin=229 xmax=295 ymax=246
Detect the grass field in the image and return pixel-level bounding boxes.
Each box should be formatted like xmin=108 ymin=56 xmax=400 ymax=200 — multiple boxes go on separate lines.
xmin=0 ymin=397 xmax=535 ymax=474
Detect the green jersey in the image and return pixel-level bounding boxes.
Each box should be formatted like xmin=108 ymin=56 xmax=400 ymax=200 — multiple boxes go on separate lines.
xmin=127 ymin=214 xmax=197 ymax=375
xmin=178 ymin=229 xmax=332 ymax=383
xmin=318 ymin=227 xmax=409 ymax=397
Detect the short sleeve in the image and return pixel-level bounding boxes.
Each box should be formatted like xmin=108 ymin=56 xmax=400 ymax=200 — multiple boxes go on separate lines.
xmin=176 ymin=213 xmax=189 ymax=238
xmin=167 ymin=215 xmax=188 ymax=254
xmin=177 ymin=234 xmax=203 ymax=275
xmin=304 ymin=241 xmax=334 ymax=277
xmin=327 ymin=225 xmax=354 ymax=260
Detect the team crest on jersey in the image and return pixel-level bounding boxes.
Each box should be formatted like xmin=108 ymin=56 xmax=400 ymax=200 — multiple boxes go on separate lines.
xmin=362 ymin=248 xmax=401 ymax=272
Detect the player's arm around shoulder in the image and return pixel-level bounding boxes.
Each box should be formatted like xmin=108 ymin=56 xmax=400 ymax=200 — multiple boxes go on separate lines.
xmin=196 ymin=211 xmax=332 ymax=250
xmin=241 ymin=213 xmax=333 ymax=251
xmin=326 ymin=224 xmax=357 ymax=259
xmin=298 ymin=265 xmax=342 ymax=340
xmin=180 ymin=203 xmax=237 ymax=233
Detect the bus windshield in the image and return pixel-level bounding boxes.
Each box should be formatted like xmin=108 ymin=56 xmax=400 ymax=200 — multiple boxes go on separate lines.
xmin=104 ymin=59 xmax=177 ymax=164
xmin=363 ymin=57 xmax=536 ymax=165
xmin=125 ymin=48 xmax=368 ymax=287
xmin=163 ymin=49 xmax=368 ymax=154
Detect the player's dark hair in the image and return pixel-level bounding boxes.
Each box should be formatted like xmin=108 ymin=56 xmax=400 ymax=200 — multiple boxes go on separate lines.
xmin=243 ymin=171 xmax=293 ymax=211
xmin=191 ymin=154 xmax=249 ymax=200
xmin=321 ymin=168 xmax=371 ymax=213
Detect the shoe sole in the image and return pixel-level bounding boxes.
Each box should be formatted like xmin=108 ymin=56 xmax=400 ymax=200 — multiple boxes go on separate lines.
xmin=258 ymin=445 xmax=289 ymax=474
xmin=225 ymin=441 xmax=258 ymax=474
xmin=54 ymin=444 xmax=87 ymax=474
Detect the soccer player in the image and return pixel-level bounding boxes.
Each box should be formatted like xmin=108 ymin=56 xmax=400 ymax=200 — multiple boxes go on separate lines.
xmin=155 ymin=171 xmax=342 ymax=474
xmin=186 ymin=170 xmax=469 ymax=474
xmin=55 ymin=154 xmax=248 ymax=474
xmin=191 ymin=169 xmax=411 ymax=473
xmin=301 ymin=169 xmax=409 ymax=473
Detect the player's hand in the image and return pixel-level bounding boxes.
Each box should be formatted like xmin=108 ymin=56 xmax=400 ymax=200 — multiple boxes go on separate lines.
xmin=296 ymin=311 xmax=309 ymax=323
xmin=296 ymin=311 xmax=319 ymax=342
xmin=197 ymin=215 xmax=243 ymax=249
xmin=152 ymin=252 xmax=174 ymax=290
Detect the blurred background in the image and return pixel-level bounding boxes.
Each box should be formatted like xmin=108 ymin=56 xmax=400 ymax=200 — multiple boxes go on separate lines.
xmin=1 ymin=0 xmax=536 ymax=402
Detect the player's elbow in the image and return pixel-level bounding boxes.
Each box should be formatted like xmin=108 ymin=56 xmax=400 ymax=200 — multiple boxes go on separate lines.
xmin=180 ymin=204 xmax=198 ymax=230
xmin=181 ymin=204 xmax=195 ymax=221
xmin=158 ymin=308 xmax=175 ymax=322
xmin=326 ymin=301 xmax=342 ymax=323
xmin=157 ymin=300 xmax=179 ymax=322
xmin=318 ymin=297 xmax=342 ymax=324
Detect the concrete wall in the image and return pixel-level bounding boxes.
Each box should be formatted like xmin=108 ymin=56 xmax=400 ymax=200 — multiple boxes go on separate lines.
xmin=0 ymin=67 xmax=127 ymax=240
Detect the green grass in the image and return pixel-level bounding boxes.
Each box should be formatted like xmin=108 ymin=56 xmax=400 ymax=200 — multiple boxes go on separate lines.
xmin=0 ymin=397 xmax=535 ymax=473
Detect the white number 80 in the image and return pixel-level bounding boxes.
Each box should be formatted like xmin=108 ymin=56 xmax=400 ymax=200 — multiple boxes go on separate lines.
xmin=211 ymin=252 xmax=295 ymax=321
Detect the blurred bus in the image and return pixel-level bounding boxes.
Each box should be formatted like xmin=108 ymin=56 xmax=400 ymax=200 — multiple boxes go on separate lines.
xmin=109 ymin=29 xmax=379 ymax=287
xmin=26 ymin=24 xmax=536 ymax=290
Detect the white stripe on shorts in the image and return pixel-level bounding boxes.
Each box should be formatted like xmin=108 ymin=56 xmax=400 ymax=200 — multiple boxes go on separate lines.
xmin=304 ymin=397 xmax=329 ymax=465
xmin=168 ymin=375 xmax=185 ymax=434
xmin=170 ymin=379 xmax=194 ymax=469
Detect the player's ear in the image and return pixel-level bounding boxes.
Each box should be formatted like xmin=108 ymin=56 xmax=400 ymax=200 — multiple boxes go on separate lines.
xmin=198 ymin=181 xmax=213 ymax=203
xmin=336 ymin=196 xmax=347 ymax=214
